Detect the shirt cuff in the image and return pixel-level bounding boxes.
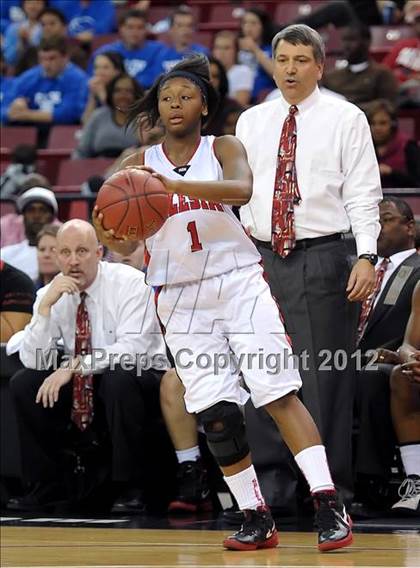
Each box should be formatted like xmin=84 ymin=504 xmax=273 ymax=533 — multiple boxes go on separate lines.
xmin=355 ymin=233 xmax=378 ymax=257
xmin=29 ymin=313 xmax=51 ymax=334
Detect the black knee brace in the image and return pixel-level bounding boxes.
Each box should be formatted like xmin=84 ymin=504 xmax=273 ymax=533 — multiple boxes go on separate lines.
xmin=197 ymin=401 xmax=249 ymax=467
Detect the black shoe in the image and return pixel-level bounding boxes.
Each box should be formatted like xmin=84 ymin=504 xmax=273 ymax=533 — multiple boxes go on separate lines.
xmin=111 ymin=486 xmax=146 ymax=515
xmin=313 ymin=490 xmax=353 ymax=552
xmin=223 ymin=505 xmax=279 ymax=551
xmin=168 ymin=459 xmax=212 ymax=514
xmin=7 ymin=481 xmax=68 ymax=511
xmin=221 ymin=505 xmax=245 ymax=526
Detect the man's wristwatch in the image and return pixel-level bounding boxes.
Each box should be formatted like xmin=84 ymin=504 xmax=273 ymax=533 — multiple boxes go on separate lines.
xmin=358 ymin=253 xmax=378 ymax=265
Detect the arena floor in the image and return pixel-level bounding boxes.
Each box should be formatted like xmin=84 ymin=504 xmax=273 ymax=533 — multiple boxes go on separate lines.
xmin=1 ymin=513 xmax=419 ymax=568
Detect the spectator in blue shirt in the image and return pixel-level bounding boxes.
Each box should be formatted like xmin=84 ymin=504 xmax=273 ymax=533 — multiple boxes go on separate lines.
xmin=49 ymin=0 xmax=116 ymax=43
xmin=3 ymin=0 xmax=45 ymax=66
xmin=0 ymin=51 xmax=15 ymax=120
xmin=0 ymin=0 xmax=22 ymax=36
xmin=5 ymin=36 xmax=88 ymax=126
xmin=90 ymin=9 xmax=165 ymax=89
xmin=238 ymin=7 xmax=276 ymax=101
xmin=156 ymin=5 xmax=209 ymax=74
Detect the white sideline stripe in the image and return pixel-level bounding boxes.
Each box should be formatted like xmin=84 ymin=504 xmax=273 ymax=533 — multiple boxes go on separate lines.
xmin=4 ymin=565 xmax=415 ymax=568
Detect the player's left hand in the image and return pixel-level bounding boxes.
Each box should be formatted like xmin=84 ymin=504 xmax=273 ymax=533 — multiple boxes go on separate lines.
xmin=346 ymin=259 xmax=375 ymax=302
xmin=125 ymin=165 xmax=179 ymax=193
xmin=36 ymin=368 xmax=73 ymax=408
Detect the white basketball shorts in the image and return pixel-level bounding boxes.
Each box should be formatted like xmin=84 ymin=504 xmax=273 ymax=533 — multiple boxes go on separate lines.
xmin=156 ymin=263 xmax=302 ymax=413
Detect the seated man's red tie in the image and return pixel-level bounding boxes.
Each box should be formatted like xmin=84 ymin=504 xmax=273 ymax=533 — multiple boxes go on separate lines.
xmin=71 ymin=291 xmax=94 ymax=431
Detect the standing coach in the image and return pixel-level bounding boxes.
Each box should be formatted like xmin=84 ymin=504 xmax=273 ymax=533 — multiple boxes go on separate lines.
xmin=236 ymin=24 xmax=382 ymax=503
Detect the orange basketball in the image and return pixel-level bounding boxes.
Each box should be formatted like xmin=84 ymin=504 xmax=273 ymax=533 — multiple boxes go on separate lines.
xmin=96 ymin=168 xmax=170 ymax=240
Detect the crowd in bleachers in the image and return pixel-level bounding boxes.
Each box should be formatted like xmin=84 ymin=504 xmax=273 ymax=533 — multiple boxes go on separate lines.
xmin=0 ymin=0 xmax=419 ymax=520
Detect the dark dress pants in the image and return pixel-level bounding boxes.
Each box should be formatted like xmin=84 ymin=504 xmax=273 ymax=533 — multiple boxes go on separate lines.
xmin=248 ymin=239 xmax=358 ymax=506
xmin=355 ymin=364 xmax=396 ymax=480
xmin=9 ymin=365 xmax=162 ymax=484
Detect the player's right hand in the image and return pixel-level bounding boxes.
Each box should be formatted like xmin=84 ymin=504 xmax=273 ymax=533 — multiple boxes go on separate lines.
xmin=92 ymin=207 xmax=139 ymax=253
xmin=38 ymin=274 xmax=80 ymax=315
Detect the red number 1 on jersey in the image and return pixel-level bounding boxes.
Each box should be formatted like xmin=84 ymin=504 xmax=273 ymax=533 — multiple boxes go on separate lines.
xmin=187 ymin=221 xmax=203 ymax=252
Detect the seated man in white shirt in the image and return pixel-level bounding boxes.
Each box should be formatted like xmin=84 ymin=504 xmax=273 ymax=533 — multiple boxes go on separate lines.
xmin=7 ymin=219 xmax=170 ymax=513
xmin=355 ymin=197 xmax=420 ymax=513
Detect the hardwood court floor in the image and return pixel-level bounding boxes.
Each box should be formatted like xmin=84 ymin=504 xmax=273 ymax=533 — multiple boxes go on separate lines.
xmin=1 ymin=526 xmax=420 ymax=568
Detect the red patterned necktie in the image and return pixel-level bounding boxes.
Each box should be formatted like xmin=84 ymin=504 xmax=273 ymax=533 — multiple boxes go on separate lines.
xmin=356 ymin=258 xmax=390 ymax=344
xmin=71 ymin=291 xmax=94 ymax=431
xmin=272 ymin=104 xmax=302 ymax=257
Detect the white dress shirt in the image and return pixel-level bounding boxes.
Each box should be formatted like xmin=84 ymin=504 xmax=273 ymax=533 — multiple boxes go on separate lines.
xmin=374 ymin=248 xmax=417 ymax=307
xmin=236 ymin=86 xmax=382 ymax=255
xmin=1 ymin=240 xmax=38 ymax=280
xmin=20 ymin=261 xmax=169 ymax=374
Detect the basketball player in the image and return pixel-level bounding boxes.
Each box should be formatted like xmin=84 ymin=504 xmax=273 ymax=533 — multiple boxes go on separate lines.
xmin=93 ymin=55 xmax=352 ymax=552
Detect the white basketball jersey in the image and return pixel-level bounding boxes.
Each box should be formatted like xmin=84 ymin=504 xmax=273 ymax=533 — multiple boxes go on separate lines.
xmin=144 ymin=135 xmax=260 ymax=286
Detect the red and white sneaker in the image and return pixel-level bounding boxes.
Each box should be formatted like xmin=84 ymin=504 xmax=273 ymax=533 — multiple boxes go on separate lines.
xmin=223 ymin=505 xmax=279 ymax=551
xmin=313 ymin=490 xmax=353 ymax=552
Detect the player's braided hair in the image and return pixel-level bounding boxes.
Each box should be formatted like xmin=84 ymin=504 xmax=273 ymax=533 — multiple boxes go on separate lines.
xmin=127 ymin=54 xmax=219 ymax=131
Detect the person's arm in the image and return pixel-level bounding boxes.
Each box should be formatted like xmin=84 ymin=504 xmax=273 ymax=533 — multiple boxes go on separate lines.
xmin=81 ymin=91 xmax=99 ymax=126
xmin=142 ymin=135 xmax=253 ymax=206
xmin=341 ymin=111 xmax=382 ymax=256
xmin=53 ymin=72 xmax=88 ymax=124
xmin=1 ymin=267 xmax=35 ymax=342
xmin=74 ymin=110 xmax=98 ymax=158
xmin=239 ymin=37 xmax=274 ymax=77
xmin=19 ymin=275 xmax=79 ymax=369
xmin=1 ymin=313 xmax=32 ymax=342
xmin=398 ymin=282 xmax=420 ymax=365
xmin=341 ymin=111 xmax=382 ymax=301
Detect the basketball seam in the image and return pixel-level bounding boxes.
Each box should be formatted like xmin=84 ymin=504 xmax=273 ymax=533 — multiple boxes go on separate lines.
xmin=113 ymin=172 xmax=132 ymax=235
xmin=143 ymin=175 xmax=166 ymax=223
xmin=128 ymin=170 xmax=145 ymax=240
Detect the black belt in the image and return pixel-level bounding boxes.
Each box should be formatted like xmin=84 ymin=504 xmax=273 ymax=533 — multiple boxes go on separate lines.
xmin=255 ymin=233 xmax=343 ymax=251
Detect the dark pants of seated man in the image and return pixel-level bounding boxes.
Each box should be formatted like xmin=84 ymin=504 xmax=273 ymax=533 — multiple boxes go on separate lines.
xmin=355 ymin=363 xmax=397 ymax=481
xmin=10 ymin=365 xmax=164 ymax=484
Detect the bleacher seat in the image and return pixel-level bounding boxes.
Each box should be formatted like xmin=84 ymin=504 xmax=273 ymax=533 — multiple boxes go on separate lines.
xmin=370 ymin=25 xmax=415 ymax=53
xmin=56 ymin=158 xmax=114 ymax=186
xmin=0 ymin=200 xmax=16 ymax=217
xmin=91 ymin=34 xmax=119 ymax=53
xmin=274 ymin=1 xmax=328 ymax=25
xmin=148 ymin=4 xmax=200 ymax=24
xmin=398 ymin=118 xmax=415 ymax=140
xmin=209 ymin=4 xmax=238 ymax=23
xmin=48 ymin=126 xmax=81 ymax=150
xmin=1 ymin=127 xmax=37 ymax=150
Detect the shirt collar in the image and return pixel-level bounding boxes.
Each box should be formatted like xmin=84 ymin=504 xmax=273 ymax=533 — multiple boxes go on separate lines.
xmin=348 ymin=61 xmax=369 ymax=73
xmin=81 ymin=262 xmax=102 ymax=302
xmin=279 ymin=85 xmax=321 ymax=116
xmin=378 ymin=248 xmax=416 ymax=268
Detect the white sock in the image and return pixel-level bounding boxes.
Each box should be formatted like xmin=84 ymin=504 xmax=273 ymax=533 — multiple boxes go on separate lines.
xmin=176 ymin=446 xmax=201 ymax=464
xmin=223 ymin=465 xmax=265 ymax=510
xmin=294 ymin=445 xmax=335 ymax=493
xmin=400 ymin=444 xmax=420 ymax=477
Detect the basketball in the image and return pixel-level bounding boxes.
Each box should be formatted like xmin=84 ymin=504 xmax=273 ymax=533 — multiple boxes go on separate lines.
xmin=95 ymin=168 xmax=170 ymax=240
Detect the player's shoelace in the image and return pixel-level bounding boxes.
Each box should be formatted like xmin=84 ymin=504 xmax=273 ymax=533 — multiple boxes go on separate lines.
xmin=397 ymin=476 xmax=420 ymax=501
xmin=315 ymin=494 xmax=347 ymax=531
